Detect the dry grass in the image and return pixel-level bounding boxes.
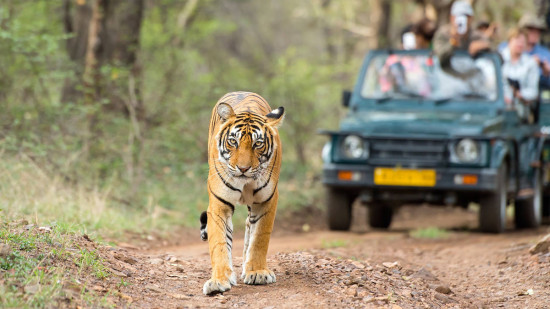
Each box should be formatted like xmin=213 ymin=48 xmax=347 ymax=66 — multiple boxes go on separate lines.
xmin=0 ymin=153 xmax=185 ymax=238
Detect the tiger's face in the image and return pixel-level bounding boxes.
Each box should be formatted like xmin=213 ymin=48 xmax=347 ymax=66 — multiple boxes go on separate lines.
xmin=216 ymin=103 xmax=284 ymax=180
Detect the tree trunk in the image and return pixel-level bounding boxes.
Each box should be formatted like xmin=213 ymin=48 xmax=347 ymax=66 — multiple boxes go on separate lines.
xmin=62 ymin=0 xmax=145 ymax=196
xmin=377 ymin=0 xmax=392 ymax=48
xmin=83 ymin=0 xmax=103 ymax=106
xmin=61 ymin=0 xmax=145 ymax=119
xmin=370 ymin=0 xmax=392 ymax=49
xmin=320 ymin=0 xmax=337 ymax=60
xmin=61 ymin=0 xmax=92 ymax=104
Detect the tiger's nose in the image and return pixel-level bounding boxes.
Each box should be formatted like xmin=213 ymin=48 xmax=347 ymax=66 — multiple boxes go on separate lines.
xmin=238 ymin=165 xmax=250 ymax=173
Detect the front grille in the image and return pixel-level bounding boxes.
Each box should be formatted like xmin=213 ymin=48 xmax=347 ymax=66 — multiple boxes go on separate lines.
xmin=369 ymin=138 xmax=447 ymax=167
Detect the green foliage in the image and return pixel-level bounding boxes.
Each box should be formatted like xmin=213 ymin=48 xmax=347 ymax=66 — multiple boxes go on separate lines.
xmin=75 ymin=247 xmax=109 ymax=280
xmin=117 ymin=278 xmax=130 ymax=288
xmin=409 ymin=227 xmax=450 ymax=239
xmin=322 ymin=239 xmax=349 ymax=249
xmin=0 ymin=224 xmax=111 ymax=308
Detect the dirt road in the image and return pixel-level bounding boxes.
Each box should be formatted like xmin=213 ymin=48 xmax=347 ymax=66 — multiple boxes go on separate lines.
xmin=98 ymin=205 xmax=550 ymax=308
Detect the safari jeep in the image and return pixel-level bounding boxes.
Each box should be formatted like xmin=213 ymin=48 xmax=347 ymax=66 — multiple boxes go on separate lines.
xmin=321 ymin=49 xmax=550 ymax=233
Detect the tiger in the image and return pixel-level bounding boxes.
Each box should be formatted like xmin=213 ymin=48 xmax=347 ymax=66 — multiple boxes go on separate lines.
xmin=200 ymin=91 xmax=284 ymax=295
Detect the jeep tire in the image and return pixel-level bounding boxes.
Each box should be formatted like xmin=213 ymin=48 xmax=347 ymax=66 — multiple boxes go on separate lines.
xmin=479 ymin=164 xmax=507 ymax=233
xmin=515 ymin=167 xmax=543 ymax=229
xmin=368 ymin=203 xmax=393 ymax=229
xmin=544 ymin=195 xmax=550 ymax=222
xmin=326 ymin=188 xmax=353 ymax=231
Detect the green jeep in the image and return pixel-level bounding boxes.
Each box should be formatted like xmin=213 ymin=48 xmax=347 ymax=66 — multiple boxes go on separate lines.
xmin=321 ymin=49 xmax=550 ymax=233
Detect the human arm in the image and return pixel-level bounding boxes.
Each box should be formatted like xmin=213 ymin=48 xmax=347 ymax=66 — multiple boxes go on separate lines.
xmin=533 ymin=54 xmax=550 ymax=89
xmin=516 ymin=59 xmax=540 ymax=104
xmin=432 ymin=26 xmax=456 ymax=69
xmin=468 ymin=30 xmax=491 ymax=57
xmin=468 ymin=39 xmax=491 ymax=57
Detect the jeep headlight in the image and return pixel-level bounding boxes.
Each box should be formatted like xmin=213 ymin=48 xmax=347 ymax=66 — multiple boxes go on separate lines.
xmin=341 ymin=135 xmax=369 ymax=159
xmin=455 ymin=139 xmax=479 ymax=162
xmin=322 ymin=141 xmax=332 ymax=163
xmin=450 ymin=138 xmax=485 ymax=164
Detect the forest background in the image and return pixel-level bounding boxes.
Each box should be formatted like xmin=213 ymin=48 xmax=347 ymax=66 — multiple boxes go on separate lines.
xmin=0 ymin=0 xmax=535 ymax=237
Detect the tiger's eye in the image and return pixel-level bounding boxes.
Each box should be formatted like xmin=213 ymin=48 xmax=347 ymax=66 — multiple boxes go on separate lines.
xmin=228 ymin=138 xmax=237 ymax=146
xmin=254 ymin=141 xmax=263 ymax=148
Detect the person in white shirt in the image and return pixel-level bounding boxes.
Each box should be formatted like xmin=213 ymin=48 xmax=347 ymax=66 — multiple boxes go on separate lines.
xmin=500 ymin=28 xmax=540 ymax=121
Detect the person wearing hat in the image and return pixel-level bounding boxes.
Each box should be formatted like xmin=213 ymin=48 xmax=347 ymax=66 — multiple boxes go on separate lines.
xmin=500 ymin=28 xmax=540 ymax=122
xmin=522 ymin=14 xmax=550 ymax=88
xmin=433 ymin=0 xmax=492 ymax=75
xmin=499 ymin=13 xmax=550 ymax=89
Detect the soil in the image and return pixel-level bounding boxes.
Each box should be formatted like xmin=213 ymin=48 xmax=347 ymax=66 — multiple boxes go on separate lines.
xmin=91 ymin=205 xmax=550 ymax=308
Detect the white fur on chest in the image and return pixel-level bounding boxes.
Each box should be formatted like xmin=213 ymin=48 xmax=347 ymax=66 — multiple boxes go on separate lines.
xmin=239 ymin=182 xmax=255 ymax=206
xmin=218 ymin=177 xmax=275 ymax=207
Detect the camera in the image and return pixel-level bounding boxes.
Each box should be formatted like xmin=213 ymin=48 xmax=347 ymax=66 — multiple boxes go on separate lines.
xmin=507 ymin=78 xmax=521 ymax=91
xmin=454 ymin=15 xmax=468 ymax=35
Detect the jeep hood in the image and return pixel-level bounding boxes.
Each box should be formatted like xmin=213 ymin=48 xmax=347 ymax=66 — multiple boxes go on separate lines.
xmin=340 ymin=111 xmax=502 ymax=137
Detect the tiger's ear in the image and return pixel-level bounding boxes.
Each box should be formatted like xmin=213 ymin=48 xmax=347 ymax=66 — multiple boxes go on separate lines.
xmin=266 ymin=107 xmax=285 ymax=129
xmin=217 ymin=102 xmax=235 ymax=122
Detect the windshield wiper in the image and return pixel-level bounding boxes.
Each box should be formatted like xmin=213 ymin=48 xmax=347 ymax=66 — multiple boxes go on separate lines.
xmin=404 ymin=92 xmax=424 ymax=99
xmin=396 ymin=88 xmax=424 ymax=99
xmin=372 ymin=91 xmax=425 ymax=104
xmin=434 ymin=97 xmax=452 ymax=105
xmin=433 ymin=93 xmax=489 ymax=105
xmin=460 ymin=93 xmax=488 ymax=99
xmin=373 ymin=94 xmax=392 ymax=104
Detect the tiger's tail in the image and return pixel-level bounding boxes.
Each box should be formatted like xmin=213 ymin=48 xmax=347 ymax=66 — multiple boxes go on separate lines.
xmin=200 ymin=211 xmax=208 ymax=241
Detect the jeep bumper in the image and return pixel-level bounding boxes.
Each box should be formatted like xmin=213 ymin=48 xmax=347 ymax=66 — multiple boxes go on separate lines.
xmin=322 ymin=163 xmax=499 ymax=192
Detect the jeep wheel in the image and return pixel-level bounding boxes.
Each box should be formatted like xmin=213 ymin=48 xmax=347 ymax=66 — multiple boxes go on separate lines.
xmin=515 ymin=167 xmax=542 ymax=229
xmin=543 ymin=166 xmax=550 ymax=224
xmin=326 ymin=188 xmax=353 ymax=231
xmin=544 ymin=195 xmax=550 ymax=222
xmin=368 ymin=203 xmax=393 ymax=229
xmin=479 ymin=164 xmax=507 ymax=233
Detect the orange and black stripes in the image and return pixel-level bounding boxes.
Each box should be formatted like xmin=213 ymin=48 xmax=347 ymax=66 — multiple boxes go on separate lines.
xmin=202 ymin=91 xmax=284 ymax=295
xmin=214 ymin=163 xmax=241 ymax=193
xmin=253 ymin=152 xmax=278 ymax=195
xmin=208 ymin=184 xmax=235 ymax=213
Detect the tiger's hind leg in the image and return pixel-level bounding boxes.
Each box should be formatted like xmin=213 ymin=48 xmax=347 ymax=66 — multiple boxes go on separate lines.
xmin=200 ymin=211 xmax=208 ymax=241
xmin=202 ymin=197 xmax=237 ymax=295
xmin=241 ymin=191 xmax=278 ymax=285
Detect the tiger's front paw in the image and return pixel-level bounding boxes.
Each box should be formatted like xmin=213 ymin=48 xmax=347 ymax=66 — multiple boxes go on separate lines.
xmin=242 ymin=269 xmax=276 ymax=285
xmin=203 ymin=278 xmax=231 ymax=295
xmin=202 ymin=272 xmax=237 ymax=295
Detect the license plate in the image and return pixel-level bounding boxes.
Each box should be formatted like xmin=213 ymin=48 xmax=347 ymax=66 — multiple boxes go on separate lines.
xmin=374 ymin=168 xmax=436 ymax=186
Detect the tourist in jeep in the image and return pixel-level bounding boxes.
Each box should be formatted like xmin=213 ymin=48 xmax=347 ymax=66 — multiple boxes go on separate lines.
xmin=501 ymin=28 xmax=540 ymax=122
xmin=412 ymin=18 xmax=437 ymax=50
xmin=499 ymin=13 xmax=550 ymax=89
xmin=433 ymin=1 xmax=491 ymax=76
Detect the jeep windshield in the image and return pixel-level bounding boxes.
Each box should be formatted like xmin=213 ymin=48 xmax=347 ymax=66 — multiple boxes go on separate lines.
xmin=361 ymin=52 xmax=498 ymax=102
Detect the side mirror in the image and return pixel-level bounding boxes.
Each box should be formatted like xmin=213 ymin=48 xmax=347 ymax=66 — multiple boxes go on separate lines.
xmin=342 ymin=90 xmax=352 ymax=108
